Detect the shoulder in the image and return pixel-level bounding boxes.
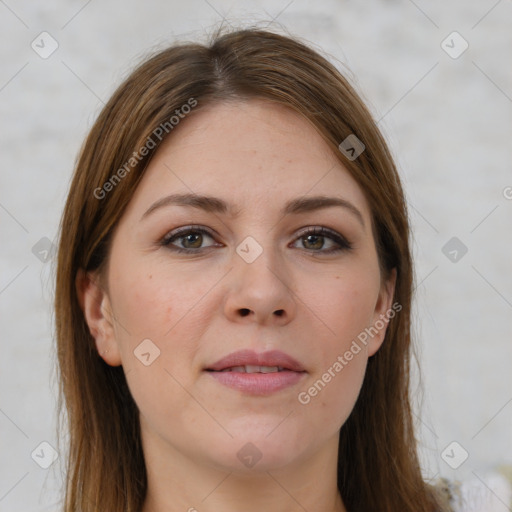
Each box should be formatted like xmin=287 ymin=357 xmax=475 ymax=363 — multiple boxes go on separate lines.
xmin=434 ymin=468 xmax=512 ymax=512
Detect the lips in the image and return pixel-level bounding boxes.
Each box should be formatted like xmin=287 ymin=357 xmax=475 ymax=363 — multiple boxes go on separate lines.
xmin=205 ymin=349 xmax=306 ymax=373
xmin=205 ymin=349 xmax=306 ymax=395
xmin=215 ymin=365 xmax=284 ymax=373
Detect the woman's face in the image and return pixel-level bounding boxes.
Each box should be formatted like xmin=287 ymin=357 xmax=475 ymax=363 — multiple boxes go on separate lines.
xmin=82 ymin=99 xmax=395 ymax=473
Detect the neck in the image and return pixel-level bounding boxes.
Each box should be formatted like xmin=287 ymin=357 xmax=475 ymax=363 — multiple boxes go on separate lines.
xmin=141 ymin=430 xmax=347 ymax=512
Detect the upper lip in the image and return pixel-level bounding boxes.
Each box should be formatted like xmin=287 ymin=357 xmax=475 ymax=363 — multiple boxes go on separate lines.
xmin=206 ymin=349 xmax=306 ymax=372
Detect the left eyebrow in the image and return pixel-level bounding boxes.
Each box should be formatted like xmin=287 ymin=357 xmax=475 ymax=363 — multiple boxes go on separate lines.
xmin=283 ymin=196 xmax=365 ymax=228
xmin=140 ymin=193 xmax=365 ymax=229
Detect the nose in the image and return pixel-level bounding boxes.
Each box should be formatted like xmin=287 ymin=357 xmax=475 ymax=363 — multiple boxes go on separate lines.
xmin=223 ymin=246 xmax=297 ymax=325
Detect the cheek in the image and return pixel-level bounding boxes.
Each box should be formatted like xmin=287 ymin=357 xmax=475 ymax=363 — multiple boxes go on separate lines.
xmin=109 ymin=256 xmax=213 ymax=344
xmin=107 ymin=257 xmax=217 ymax=409
xmin=295 ymin=319 xmax=369 ymax=443
xmin=293 ymin=269 xmax=377 ymax=430
xmin=298 ymin=352 xmax=367 ymax=432
xmin=305 ymin=269 xmax=379 ymax=350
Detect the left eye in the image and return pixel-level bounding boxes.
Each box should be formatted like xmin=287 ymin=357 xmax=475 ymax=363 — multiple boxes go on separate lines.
xmin=292 ymin=227 xmax=352 ymax=253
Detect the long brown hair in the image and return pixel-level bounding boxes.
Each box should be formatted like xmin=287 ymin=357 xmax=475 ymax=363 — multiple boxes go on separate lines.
xmin=55 ymin=26 xmax=450 ymax=511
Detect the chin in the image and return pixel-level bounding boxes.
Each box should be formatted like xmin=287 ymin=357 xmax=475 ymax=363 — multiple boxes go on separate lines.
xmin=203 ymin=427 xmax=310 ymax=474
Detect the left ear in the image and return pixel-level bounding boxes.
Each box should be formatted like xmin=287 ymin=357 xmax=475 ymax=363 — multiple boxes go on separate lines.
xmin=367 ymin=268 xmax=397 ymax=357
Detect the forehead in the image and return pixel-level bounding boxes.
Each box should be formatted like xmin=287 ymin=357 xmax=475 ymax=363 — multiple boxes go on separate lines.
xmin=125 ymin=99 xmax=371 ymax=222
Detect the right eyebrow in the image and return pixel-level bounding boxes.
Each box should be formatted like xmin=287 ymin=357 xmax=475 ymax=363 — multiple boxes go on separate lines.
xmin=141 ymin=193 xmax=240 ymax=220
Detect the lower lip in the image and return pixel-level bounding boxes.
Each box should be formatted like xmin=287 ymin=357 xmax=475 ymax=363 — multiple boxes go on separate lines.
xmin=206 ymin=370 xmax=306 ymax=395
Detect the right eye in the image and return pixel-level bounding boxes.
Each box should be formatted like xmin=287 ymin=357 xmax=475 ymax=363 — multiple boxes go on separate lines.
xmin=161 ymin=226 xmax=221 ymax=253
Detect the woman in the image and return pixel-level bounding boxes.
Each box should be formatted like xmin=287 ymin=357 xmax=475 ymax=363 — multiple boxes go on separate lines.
xmin=55 ymin=27 xmax=456 ymax=511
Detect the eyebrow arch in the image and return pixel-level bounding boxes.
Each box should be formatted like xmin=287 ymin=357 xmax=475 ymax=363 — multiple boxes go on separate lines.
xmin=141 ymin=193 xmax=365 ymax=228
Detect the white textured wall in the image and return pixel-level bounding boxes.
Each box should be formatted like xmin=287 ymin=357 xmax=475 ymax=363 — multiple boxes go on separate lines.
xmin=1 ymin=1 xmax=511 ymax=510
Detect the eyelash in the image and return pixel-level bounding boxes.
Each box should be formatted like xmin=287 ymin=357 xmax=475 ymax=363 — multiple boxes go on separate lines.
xmin=160 ymin=225 xmax=353 ymax=255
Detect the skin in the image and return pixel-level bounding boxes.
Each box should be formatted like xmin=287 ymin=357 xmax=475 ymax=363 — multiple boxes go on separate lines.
xmin=79 ymin=99 xmax=396 ymax=512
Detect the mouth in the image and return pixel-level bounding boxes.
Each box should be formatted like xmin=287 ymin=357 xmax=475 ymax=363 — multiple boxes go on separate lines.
xmin=208 ymin=365 xmax=288 ymax=373
xmin=205 ymin=350 xmax=306 ymax=395
xmin=205 ymin=349 xmax=305 ymax=372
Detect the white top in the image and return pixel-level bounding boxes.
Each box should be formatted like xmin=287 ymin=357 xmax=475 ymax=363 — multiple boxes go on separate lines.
xmin=448 ymin=472 xmax=512 ymax=512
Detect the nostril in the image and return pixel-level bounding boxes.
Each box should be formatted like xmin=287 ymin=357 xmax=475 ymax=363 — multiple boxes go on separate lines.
xmin=237 ymin=308 xmax=285 ymax=317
